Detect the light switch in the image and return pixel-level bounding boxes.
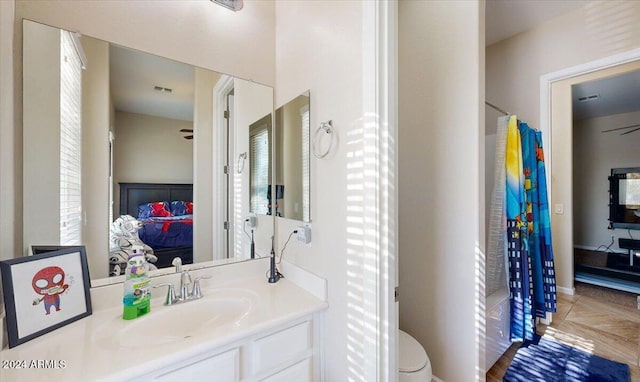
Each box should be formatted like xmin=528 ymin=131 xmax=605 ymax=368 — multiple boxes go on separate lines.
xmin=554 ymin=203 xmax=564 ymax=214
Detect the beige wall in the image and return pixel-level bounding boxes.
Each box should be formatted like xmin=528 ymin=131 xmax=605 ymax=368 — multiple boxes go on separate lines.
xmin=486 ymin=1 xmax=640 ymax=135
xmin=574 ymin=110 xmax=640 ymax=252
xmin=113 ymin=111 xmax=193 ymax=192
xmin=22 ymin=20 xmax=60 ymax=249
xmin=486 ymin=1 xmax=640 ymax=292
xmin=398 ymin=1 xmax=484 ymax=381
xmin=3 ymin=0 xmax=275 ymax=261
xmin=81 ymin=35 xmax=110 ymax=279
xmin=0 ymin=0 xmax=16 ymax=261
xmin=399 ymin=1 xmax=483 ymax=380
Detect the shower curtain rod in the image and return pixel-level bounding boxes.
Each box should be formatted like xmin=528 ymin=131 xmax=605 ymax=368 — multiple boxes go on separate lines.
xmin=485 ymin=101 xmax=509 ymax=116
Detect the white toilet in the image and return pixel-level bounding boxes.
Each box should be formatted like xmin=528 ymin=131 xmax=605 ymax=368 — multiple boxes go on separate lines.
xmin=399 ymin=330 xmax=432 ymax=382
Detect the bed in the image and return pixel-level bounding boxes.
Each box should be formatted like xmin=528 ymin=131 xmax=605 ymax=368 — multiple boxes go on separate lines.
xmin=118 ymin=183 xmax=194 ymax=270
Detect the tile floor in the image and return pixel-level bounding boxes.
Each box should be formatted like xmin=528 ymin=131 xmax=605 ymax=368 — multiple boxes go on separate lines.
xmin=486 ymin=282 xmax=640 ymax=381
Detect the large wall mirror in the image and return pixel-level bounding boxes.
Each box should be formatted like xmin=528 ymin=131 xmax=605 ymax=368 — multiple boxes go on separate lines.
xmin=22 ymin=19 xmax=274 ymax=285
xmin=275 ymin=91 xmax=311 ymax=222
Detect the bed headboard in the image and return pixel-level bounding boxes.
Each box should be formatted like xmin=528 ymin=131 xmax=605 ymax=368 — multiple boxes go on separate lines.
xmin=119 ymin=183 xmax=193 ymax=217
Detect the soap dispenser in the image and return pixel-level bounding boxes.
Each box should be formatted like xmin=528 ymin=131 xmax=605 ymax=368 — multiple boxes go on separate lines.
xmin=122 ymin=245 xmax=151 ymax=320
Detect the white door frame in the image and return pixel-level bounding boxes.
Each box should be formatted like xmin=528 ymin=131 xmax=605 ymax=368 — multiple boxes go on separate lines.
xmin=364 ymin=1 xmax=398 ymax=381
xmin=213 ymin=75 xmax=235 ymax=260
xmin=539 ymin=48 xmax=640 ymax=295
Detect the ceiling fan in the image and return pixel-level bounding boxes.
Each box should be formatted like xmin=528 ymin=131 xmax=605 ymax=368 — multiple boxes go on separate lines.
xmin=180 ymin=128 xmax=193 ymax=140
xmin=602 ymin=124 xmax=640 ymax=136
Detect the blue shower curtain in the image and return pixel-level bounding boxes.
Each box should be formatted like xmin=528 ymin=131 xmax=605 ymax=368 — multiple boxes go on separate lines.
xmin=505 ymin=116 xmax=557 ymax=342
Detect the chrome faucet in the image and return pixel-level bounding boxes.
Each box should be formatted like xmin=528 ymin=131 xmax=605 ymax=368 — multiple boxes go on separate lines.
xmin=179 ymin=270 xmax=192 ymax=300
xmin=154 ymin=271 xmax=212 ymax=306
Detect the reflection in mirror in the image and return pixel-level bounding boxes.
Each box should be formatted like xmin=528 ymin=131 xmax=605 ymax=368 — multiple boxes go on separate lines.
xmin=275 ymin=91 xmax=311 ymax=222
xmin=22 ymin=20 xmax=274 ymax=285
xmin=249 ymin=114 xmax=272 ymax=215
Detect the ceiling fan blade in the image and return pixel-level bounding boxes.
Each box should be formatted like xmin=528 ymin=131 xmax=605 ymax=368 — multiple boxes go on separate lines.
xmin=184 ymin=135 xmax=194 ymax=140
xmin=601 ymin=124 xmax=640 ymax=133
xmin=620 ymin=127 xmax=640 ymax=136
xmin=180 ymin=129 xmax=194 ymax=133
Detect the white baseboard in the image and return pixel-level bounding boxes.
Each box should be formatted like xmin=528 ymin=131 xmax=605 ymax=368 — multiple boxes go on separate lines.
xmin=432 ymin=376 xmax=443 ymax=382
xmin=557 ymin=286 xmax=575 ymax=296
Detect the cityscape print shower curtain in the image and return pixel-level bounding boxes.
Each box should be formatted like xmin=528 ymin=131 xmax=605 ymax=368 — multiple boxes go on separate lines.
xmin=505 ymin=115 xmax=557 ymax=341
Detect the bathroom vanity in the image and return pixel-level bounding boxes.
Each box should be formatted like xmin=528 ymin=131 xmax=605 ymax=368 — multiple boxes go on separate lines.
xmin=0 ymin=259 xmax=327 ymax=381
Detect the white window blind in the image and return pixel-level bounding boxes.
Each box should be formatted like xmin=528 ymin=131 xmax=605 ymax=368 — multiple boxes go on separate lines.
xmin=301 ymin=105 xmax=310 ymax=222
xmin=250 ymin=127 xmax=270 ymax=215
xmin=60 ymin=31 xmax=82 ymax=245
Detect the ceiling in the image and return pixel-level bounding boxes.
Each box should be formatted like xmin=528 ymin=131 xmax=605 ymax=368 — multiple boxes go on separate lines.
xmin=486 ymin=0 xmax=591 ymax=46
xmin=110 ymin=44 xmax=195 ymax=122
xmin=573 ymin=70 xmax=640 ymax=120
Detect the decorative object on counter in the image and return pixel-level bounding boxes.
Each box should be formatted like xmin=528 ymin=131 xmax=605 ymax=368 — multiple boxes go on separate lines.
xmin=313 ymin=120 xmax=335 ymax=159
xmin=0 ymin=246 xmax=92 ymax=348
xmin=109 ymin=214 xmax=157 ymax=276
xmin=122 ymin=245 xmax=152 ymax=320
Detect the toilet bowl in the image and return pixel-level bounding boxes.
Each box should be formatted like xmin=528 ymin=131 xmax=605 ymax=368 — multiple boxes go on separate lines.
xmin=399 ymin=330 xmax=432 ymax=382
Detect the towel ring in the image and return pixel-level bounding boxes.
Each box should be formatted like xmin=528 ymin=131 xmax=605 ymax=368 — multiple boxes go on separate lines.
xmin=237 ymin=152 xmax=247 ymax=173
xmin=312 ymin=120 xmax=334 ymax=159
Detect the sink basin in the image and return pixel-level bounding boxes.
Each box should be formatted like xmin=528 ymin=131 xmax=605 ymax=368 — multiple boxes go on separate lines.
xmin=110 ymin=288 xmax=258 ymax=348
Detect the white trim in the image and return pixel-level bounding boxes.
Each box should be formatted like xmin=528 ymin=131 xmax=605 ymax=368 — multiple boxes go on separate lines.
xmin=539 ymin=48 xmax=640 ymax=206
xmin=540 ymin=49 xmax=640 ymax=300
xmin=363 ymin=1 xmax=398 ymax=381
xmin=214 ymin=75 xmax=235 ymax=260
xmin=557 ymin=286 xmax=575 ymax=296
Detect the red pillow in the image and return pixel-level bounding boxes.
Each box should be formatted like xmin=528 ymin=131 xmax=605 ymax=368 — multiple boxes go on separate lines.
xmin=150 ymin=202 xmax=172 ymax=217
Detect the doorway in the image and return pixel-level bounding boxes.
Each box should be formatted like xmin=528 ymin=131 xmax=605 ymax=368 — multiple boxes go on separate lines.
xmin=570 ymin=66 xmax=640 ymax=293
xmin=543 ymin=54 xmax=640 ymax=295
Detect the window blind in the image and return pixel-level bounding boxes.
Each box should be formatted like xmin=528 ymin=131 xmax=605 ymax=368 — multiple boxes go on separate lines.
xmin=250 ymin=127 xmax=269 ymax=215
xmin=301 ymin=105 xmax=310 ymax=221
xmin=60 ymin=31 xmax=82 ymax=245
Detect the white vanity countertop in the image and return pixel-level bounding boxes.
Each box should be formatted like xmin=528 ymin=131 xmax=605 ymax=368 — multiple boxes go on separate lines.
xmin=0 ymin=260 xmax=328 ymax=381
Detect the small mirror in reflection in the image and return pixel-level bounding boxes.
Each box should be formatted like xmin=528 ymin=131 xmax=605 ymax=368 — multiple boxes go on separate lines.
xmin=275 ymin=91 xmax=311 ymax=222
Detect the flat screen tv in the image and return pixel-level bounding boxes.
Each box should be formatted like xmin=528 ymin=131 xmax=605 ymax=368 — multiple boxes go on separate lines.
xmin=609 ymin=167 xmax=640 ymax=230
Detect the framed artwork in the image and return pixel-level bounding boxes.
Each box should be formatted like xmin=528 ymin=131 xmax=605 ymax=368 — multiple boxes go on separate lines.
xmin=0 ymin=246 xmax=92 ymax=348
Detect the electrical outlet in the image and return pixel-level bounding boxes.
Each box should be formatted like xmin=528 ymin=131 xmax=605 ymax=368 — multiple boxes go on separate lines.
xmin=296 ymin=225 xmax=312 ymax=244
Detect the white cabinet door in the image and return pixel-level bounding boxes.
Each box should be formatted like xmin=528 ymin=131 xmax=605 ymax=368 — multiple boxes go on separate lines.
xmin=259 ymin=358 xmax=311 ymax=382
xmin=154 ymin=348 xmax=240 ymax=382
xmin=253 ymin=321 xmax=311 ymax=375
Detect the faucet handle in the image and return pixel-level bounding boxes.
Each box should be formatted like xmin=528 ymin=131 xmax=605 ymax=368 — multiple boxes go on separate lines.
xmin=192 ymin=275 xmax=212 ymax=299
xmin=172 ymin=257 xmax=183 ymax=273
xmin=153 ymin=283 xmax=176 ymax=305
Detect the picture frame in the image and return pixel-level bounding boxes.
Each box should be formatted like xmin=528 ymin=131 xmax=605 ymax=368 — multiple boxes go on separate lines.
xmin=0 ymin=246 xmax=92 ymax=348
